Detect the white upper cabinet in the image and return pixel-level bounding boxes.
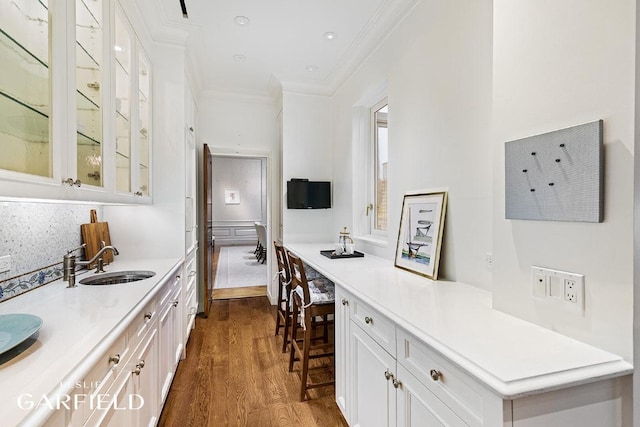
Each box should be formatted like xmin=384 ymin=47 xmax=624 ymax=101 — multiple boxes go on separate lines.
xmin=0 ymin=0 xmax=152 ymax=203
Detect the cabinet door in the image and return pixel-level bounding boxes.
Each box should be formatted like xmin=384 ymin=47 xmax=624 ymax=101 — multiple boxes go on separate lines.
xmin=396 ymin=364 xmax=467 ymax=427
xmin=75 ymin=0 xmax=104 ymax=188
xmin=350 ymin=323 xmax=396 ymax=427
xmin=0 ymin=0 xmax=52 ymax=179
xmin=130 ymin=327 xmax=159 ymax=427
xmin=159 ymin=297 xmax=175 ymax=403
xmin=113 ymin=5 xmax=133 ymax=194
xmin=335 ymin=287 xmax=351 ymax=421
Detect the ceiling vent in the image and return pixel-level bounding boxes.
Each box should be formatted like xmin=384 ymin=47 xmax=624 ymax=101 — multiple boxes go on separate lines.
xmin=179 ymin=0 xmax=188 ymax=18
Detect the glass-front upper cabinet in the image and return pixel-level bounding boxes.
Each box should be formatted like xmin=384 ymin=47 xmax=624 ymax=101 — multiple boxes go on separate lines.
xmin=0 ymin=0 xmax=152 ymax=202
xmin=114 ymin=6 xmax=132 ymax=194
xmin=0 ymin=0 xmax=51 ymax=178
xmin=76 ymin=0 xmax=104 ymax=187
xmin=137 ymin=50 xmax=151 ymax=197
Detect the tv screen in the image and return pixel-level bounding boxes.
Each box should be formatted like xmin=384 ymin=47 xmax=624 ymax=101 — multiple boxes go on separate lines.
xmin=287 ymin=180 xmax=331 ymax=209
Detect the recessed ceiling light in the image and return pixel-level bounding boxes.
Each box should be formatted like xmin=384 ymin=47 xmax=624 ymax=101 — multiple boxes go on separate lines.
xmin=306 ymin=65 xmax=318 ymax=72
xmin=323 ymin=32 xmax=337 ymax=41
xmin=114 ymin=45 xmax=123 ymax=52
xmin=234 ymin=16 xmax=251 ymax=26
xmin=233 ymin=54 xmax=246 ymax=61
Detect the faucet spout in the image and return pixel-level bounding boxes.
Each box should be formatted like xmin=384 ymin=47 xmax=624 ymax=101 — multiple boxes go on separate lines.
xmin=64 ymin=244 xmax=119 ymax=288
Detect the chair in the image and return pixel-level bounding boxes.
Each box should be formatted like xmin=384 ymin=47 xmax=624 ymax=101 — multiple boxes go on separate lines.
xmin=274 ymin=241 xmax=293 ymax=352
xmin=287 ymin=251 xmax=335 ymax=401
xmin=253 ymin=222 xmax=263 ymax=257
xmin=256 ymin=224 xmax=267 ymax=263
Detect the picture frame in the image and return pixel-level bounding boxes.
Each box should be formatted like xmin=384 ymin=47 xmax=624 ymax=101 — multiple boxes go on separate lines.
xmin=224 ymin=189 xmax=240 ymax=205
xmin=394 ymin=191 xmax=447 ymax=280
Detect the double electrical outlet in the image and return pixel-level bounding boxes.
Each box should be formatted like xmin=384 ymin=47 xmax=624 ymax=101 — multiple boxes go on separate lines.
xmin=531 ymin=266 xmax=584 ymax=314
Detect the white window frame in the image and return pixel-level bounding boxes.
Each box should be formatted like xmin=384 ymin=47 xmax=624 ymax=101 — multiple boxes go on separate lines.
xmin=352 ymin=81 xmax=388 ymax=247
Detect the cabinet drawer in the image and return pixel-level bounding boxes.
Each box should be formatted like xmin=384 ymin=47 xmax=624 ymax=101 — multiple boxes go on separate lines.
xmin=84 ymin=333 xmax=129 ymax=402
xmin=129 ymin=298 xmax=157 ymax=348
xmin=398 ymin=328 xmax=485 ymax=426
xmin=350 ymin=297 xmax=396 ymax=357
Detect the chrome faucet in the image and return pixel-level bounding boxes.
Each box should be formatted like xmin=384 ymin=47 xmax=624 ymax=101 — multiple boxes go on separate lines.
xmin=63 ymin=243 xmax=119 ymax=288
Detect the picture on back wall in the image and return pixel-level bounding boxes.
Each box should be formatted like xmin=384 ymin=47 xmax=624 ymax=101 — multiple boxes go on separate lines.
xmin=394 ymin=191 xmax=447 ymax=280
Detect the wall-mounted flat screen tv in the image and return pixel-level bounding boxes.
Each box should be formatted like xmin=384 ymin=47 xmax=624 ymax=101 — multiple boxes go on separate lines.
xmin=287 ymin=179 xmax=331 ymax=209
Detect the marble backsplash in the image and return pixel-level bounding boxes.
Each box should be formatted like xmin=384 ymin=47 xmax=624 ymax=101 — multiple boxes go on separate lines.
xmin=0 ymin=202 xmax=103 ymax=302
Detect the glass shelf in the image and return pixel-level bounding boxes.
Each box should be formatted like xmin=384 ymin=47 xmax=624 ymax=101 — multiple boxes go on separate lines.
xmin=0 ymin=90 xmax=48 ymax=143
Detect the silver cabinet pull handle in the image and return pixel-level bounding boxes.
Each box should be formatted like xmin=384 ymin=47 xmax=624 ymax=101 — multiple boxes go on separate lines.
xmin=384 ymin=369 xmax=393 ymax=380
xmin=108 ymin=354 xmax=121 ymax=364
xmin=392 ymin=378 xmax=402 ymax=389
xmin=144 ymin=312 xmax=152 ymax=320
xmin=364 ymin=316 xmax=373 ymax=324
xmin=172 ymin=300 xmax=179 ymax=307
xmin=430 ymin=369 xmax=442 ymax=381
xmin=341 ymin=298 xmax=348 ymax=306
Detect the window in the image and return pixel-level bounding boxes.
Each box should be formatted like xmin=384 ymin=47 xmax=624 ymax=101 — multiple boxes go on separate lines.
xmin=372 ymin=100 xmax=388 ymax=232
xmin=352 ymin=82 xmax=388 ymax=246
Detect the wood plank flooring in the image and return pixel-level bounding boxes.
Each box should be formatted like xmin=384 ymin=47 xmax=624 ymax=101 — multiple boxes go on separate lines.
xmin=212 ymin=285 xmax=267 ymax=300
xmin=158 ymin=297 xmax=348 ymax=427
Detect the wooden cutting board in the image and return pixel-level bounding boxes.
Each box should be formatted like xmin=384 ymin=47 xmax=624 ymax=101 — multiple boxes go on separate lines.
xmin=81 ymin=209 xmax=113 ymax=267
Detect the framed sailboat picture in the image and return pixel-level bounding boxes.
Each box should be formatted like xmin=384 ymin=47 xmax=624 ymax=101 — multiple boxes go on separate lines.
xmin=394 ymin=191 xmax=447 ymax=280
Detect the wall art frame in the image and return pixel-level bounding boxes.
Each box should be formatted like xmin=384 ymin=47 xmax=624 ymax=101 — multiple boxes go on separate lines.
xmin=394 ymin=191 xmax=447 ymax=280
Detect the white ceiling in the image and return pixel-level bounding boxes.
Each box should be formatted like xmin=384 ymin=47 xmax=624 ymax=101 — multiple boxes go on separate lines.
xmin=138 ymin=0 xmax=418 ymax=97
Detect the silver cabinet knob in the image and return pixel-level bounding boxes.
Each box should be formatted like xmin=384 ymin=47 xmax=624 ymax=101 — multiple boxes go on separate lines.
xmin=430 ymin=369 xmax=442 ymax=381
xmin=392 ymin=378 xmax=402 ymax=389
xmin=341 ymin=298 xmax=348 ymax=306
xmin=172 ymin=300 xmax=179 ymax=307
xmin=364 ymin=316 xmax=373 ymax=324
xmin=144 ymin=312 xmax=152 ymax=320
xmin=135 ymin=191 xmax=143 ymax=196
xmin=384 ymin=369 xmax=393 ymax=380
xmin=108 ymin=354 xmax=121 ymax=364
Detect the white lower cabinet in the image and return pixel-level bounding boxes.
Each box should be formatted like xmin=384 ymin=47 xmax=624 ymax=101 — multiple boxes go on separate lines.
xmin=349 ymin=323 xmax=396 ymax=427
xmin=337 ymin=285 xmax=629 ymax=427
xmin=44 ymin=266 xmax=184 ymax=427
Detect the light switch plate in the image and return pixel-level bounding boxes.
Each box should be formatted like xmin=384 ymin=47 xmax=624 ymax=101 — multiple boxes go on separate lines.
xmin=0 ymin=255 xmax=11 ymax=273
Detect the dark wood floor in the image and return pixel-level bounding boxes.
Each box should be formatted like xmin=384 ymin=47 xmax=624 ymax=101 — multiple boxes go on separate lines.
xmin=158 ymin=246 xmax=348 ymax=426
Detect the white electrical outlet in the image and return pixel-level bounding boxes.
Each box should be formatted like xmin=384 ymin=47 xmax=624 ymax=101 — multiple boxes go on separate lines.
xmin=531 ymin=266 xmax=584 ymax=314
xmin=0 ymin=255 xmax=10 ymax=273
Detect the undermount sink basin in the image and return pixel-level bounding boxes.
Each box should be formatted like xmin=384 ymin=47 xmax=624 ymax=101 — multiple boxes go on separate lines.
xmin=79 ymin=270 xmax=156 ymax=286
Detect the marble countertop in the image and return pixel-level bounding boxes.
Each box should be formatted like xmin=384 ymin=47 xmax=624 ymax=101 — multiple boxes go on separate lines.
xmin=286 ymin=243 xmax=633 ymax=399
xmin=0 ymin=257 xmax=182 ymax=426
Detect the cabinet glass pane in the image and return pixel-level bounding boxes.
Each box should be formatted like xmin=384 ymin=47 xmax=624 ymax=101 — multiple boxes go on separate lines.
xmin=114 ymin=11 xmax=131 ymax=193
xmin=0 ymin=0 xmax=51 ymax=177
xmin=76 ymin=0 xmax=103 ymax=186
xmin=138 ymin=54 xmax=149 ymax=196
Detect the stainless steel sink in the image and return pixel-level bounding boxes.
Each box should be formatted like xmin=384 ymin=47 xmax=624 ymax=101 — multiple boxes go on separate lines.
xmin=79 ymin=270 xmax=156 ymax=286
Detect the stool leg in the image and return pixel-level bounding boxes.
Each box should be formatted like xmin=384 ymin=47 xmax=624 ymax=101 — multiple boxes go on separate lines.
xmin=288 ymin=300 xmax=298 ymax=372
xmin=300 ymin=315 xmax=312 ymax=401
xmin=282 ymin=303 xmax=290 ymax=353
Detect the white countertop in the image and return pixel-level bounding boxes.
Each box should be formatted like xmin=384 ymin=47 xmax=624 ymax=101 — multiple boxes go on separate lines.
xmin=286 ymin=243 xmax=633 ymax=399
xmin=0 ymin=257 xmax=182 ymax=427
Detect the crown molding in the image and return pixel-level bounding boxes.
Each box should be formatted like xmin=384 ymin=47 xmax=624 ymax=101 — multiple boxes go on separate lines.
xmin=200 ymin=90 xmax=278 ymax=106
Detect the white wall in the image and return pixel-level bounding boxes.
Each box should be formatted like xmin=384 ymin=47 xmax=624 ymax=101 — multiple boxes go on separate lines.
xmin=331 ymin=0 xmax=494 ymax=289
xmin=104 ymin=43 xmax=187 ymax=260
xmin=492 ymin=0 xmax=635 ymax=362
xmin=281 ymin=92 xmax=335 ymax=243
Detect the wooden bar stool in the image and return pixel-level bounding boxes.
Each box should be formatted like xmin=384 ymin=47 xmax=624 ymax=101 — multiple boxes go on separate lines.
xmin=274 ymin=241 xmax=293 ymax=352
xmin=287 ymin=251 xmax=335 ymax=401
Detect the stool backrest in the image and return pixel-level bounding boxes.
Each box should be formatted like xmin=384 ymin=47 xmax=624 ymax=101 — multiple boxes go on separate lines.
xmin=287 ymin=251 xmax=311 ymax=305
xmin=274 ymin=241 xmax=291 ymax=285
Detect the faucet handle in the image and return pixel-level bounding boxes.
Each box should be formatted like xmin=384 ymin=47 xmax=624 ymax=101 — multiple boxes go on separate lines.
xmin=96 ymin=258 xmax=105 ymax=273
xmin=67 ymin=244 xmax=86 ymax=255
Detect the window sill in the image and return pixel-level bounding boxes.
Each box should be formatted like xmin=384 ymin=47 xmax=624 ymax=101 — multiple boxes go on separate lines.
xmin=353 ymin=235 xmax=388 ymax=248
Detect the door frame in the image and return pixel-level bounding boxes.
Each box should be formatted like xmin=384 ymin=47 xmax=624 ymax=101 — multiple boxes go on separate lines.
xmin=206 ymin=147 xmax=275 ymax=304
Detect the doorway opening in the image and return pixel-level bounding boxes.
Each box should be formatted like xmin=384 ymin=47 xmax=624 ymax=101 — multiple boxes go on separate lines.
xmin=208 ymin=154 xmax=270 ymax=300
